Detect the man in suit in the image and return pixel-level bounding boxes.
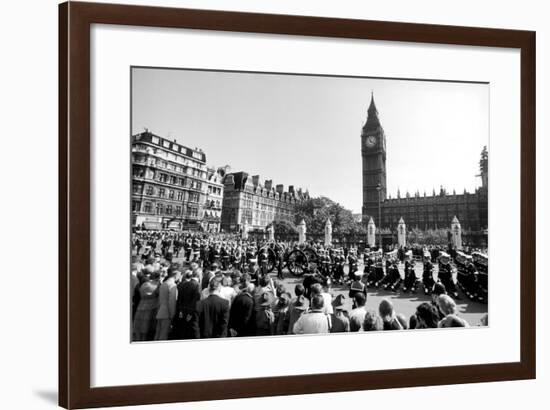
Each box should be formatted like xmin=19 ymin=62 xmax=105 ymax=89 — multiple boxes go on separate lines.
xmin=172 ymin=270 xmax=201 ymax=339
xmin=196 ymin=277 xmax=230 ymax=338
xmin=229 ymin=282 xmax=256 ymax=337
xmin=154 ymin=267 xmax=182 ymax=340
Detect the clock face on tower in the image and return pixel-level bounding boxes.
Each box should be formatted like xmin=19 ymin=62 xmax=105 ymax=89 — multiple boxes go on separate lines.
xmin=365 ymin=135 xmax=377 ymax=148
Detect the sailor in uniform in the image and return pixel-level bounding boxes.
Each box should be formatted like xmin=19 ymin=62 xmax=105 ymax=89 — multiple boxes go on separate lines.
xmin=437 ymin=253 xmax=459 ymax=299
xmin=422 ymin=255 xmax=435 ymax=294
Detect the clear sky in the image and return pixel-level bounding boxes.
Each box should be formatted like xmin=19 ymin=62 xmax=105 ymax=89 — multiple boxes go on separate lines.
xmin=132 ymin=67 xmax=488 ymax=213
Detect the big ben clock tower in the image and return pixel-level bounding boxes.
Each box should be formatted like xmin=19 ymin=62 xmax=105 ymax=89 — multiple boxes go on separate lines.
xmin=361 ymin=93 xmax=387 ymax=227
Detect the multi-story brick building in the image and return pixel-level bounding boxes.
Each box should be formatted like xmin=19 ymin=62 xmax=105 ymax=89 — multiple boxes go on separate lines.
xmin=131 ymin=130 xmax=208 ymax=230
xmin=221 ymin=172 xmax=309 ymax=232
xmin=361 ymin=94 xmax=488 ymax=232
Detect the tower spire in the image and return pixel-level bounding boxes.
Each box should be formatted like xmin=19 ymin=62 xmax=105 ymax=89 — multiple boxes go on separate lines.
xmin=368 ymin=91 xmax=377 ymax=114
xmin=363 ymin=92 xmax=380 ymax=133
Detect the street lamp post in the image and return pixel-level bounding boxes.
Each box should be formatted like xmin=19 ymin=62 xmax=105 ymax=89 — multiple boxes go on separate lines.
xmin=376 ymin=183 xmax=382 ymax=250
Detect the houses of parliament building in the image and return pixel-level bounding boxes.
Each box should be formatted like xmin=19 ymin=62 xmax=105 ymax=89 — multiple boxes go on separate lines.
xmin=361 ymin=94 xmax=488 ymax=232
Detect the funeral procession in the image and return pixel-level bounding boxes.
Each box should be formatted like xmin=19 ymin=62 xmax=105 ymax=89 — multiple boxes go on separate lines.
xmin=130 ymin=94 xmax=489 ymax=342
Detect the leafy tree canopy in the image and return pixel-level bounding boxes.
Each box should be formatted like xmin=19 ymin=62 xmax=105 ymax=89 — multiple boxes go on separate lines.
xmin=293 ymin=196 xmax=365 ymax=235
xmin=268 ymin=219 xmax=298 ymax=235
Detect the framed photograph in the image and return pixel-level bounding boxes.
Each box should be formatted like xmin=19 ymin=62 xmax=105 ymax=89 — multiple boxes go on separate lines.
xmin=59 ymin=1 xmax=536 ymax=409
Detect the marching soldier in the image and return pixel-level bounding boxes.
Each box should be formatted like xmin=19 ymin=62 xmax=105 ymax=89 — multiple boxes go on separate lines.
xmin=402 ymin=257 xmax=419 ymax=293
xmin=333 ymin=250 xmax=345 ymax=284
xmin=382 ymin=258 xmax=402 ymax=291
xmin=347 ymin=250 xmax=358 ymax=281
xmin=232 ymin=245 xmax=243 ymax=271
xmin=258 ymin=247 xmax=270 ymax=276
xmin=459 ymin=259 xmax=484 ymax=302
xmin=275 ymin=244 xmax=285 ymax=280
xmin=348 ymin=271 xmax=367 ymax=307
xmin=220 ymin=244 xmax=230 ymax=271
xmin=438 ymin=253 xmax=459 ymax=299
xmin=422 ymin=255 xmax=435 ymax=294
xmin=367 ymin=256 xmax=385 ymax=288
xmin=363 ymin=254 xmax=373 ymax=278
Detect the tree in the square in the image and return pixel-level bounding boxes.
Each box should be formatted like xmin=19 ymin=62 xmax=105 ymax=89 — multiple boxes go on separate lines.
xmin=293 ymin=196 xmax=364 ymax=235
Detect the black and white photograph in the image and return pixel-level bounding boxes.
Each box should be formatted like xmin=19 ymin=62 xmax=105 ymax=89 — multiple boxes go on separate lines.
xmin=130 ymin=67 xmax=489 ymax=342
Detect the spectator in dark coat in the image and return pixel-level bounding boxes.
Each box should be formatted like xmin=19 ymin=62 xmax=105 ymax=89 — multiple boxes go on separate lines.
xmin=255 ymin=293 xmax=275 ymax=336
xmin=172 ymin=270 xmax=201 ymax=339
xmin=196 ymin=278 xmax=230 ymax=338
xmin=229 ymin=283 xmax=256 ymax=337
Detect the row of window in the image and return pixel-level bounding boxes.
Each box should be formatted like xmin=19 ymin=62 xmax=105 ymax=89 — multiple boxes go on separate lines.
xmin=133 ymin=201 xmax=200 ymax=217
xmin=133 ymin=139 xmax=205 ymax=165
xmin=384 ymin=205 xmax=480 ymax=213
xmin=236 ymin=187 xmax=299 ymax=203
xmin=133 ymin=184 xmax=202 ymax=203
xmin=134 ymin=153 xmax=207 ymax=178
xmin=132 ymin=168 xmax=204 ymax=191
xmin=207 ymin=185 xmax=222 ymax=196
xmin=204 ymin=199 xmax=221 ymax=209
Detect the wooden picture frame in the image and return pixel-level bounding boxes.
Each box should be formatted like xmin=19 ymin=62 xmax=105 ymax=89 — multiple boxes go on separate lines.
xmin=59 ymin=1 xmax=536 ymax=408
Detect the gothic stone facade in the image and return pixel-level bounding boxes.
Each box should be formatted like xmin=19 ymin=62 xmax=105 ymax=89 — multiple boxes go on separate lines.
xmin=361 ymin=95 xmax=488 ymax=232
xmin=221 ymin=172 xmax=309 ymax=232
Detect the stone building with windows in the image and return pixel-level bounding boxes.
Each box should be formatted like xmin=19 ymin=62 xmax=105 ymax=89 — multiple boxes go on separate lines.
xmin=201 ymin=166 xmax=226 ymax=233
xmin=131 ymin=130 xmax=208 ymax=230
xmin=221 ymin=172 xmax=309 ymax=232
xmin=361 ymin=94 xmax=488 ymax=232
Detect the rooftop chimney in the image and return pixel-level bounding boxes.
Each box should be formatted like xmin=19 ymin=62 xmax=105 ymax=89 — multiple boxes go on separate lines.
xmin=252 ymin=175 xmax=261 ymax=187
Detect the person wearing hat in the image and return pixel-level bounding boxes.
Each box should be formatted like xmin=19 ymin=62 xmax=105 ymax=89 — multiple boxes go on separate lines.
xmin=133 ymin=270 xmax=161 ymax=341
xmin=366 ymin=256 xmax=384 ymax=288
xmin=330 ymin=295 xmax=350 ymax=333
xmin=292 ymin=295 xmax=330 ymax=335
xmin=287 ymin=286 xmax=309 ymax=334
xmin=255 ymin=292 xmax=275 ymax=336
xmin=348 ymin=270 xmax=367 ymax=306
xmin=437 ymin=255 xmax=460 ymax=299
xmin=333 ymin=251 xmax=345 ymax=284
xmin=422 ymin=255 xmax=436 ymax=295
xmin=347 ymin=252 xmax=363 ymax=282
xmin=402 ymin=258 xmax=419 ymax=294
xmin=273 ymin=292 xmax=292 ymax=335
xmin=459 ymin=259 xmax=484 ymax=303
xmin=381 ymin=259 xmax=402 ymax=292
